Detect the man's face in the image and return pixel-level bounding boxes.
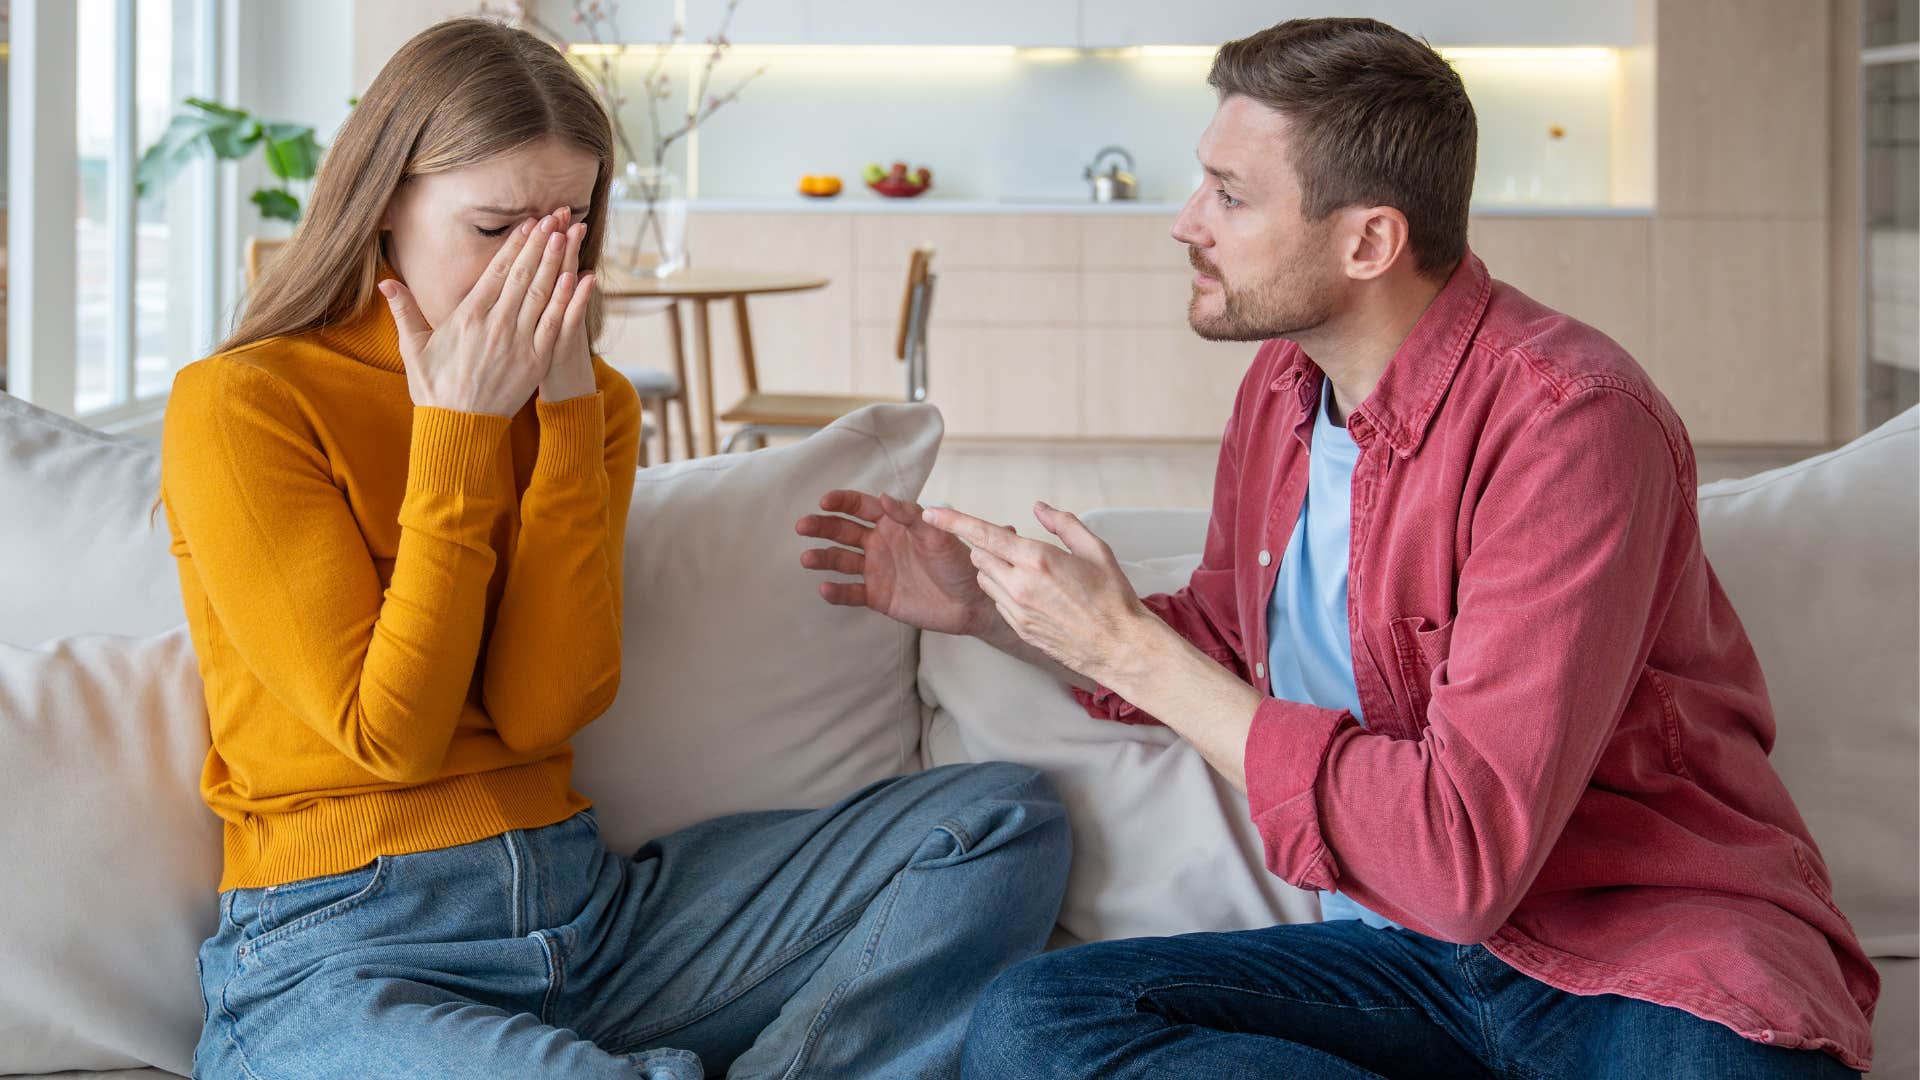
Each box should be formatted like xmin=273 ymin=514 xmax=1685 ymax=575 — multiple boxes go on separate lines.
xmin=1171 ymin=95 xmax=1343 ymax=343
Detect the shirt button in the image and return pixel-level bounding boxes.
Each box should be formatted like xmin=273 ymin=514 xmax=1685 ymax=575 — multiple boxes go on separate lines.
xmin=1255 ymin=662 xmax=1267 ymax=679
xmin=1258 ymin=549 xmax=1272 ymax=567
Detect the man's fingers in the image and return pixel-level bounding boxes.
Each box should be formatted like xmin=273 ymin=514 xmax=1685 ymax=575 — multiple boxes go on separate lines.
xmin=378 ymin=279 xmax=432 ymax=366
xmin=818 ymin=581 xmax=868 ymax=608
xmin=795 ymin=513 xmax=871 ymax=549
xmin=800 ymin=546 xmax=864 ymax=576
xmin=923 ymin=505 xmax=1041 ymax=566
xmin=1033 ymin=501 xmax=1114 ymax=563
xmin=819 ymin=489 xmax=885 ymax=524
xmin=975 ymin=564 xmax=1019 ymax=616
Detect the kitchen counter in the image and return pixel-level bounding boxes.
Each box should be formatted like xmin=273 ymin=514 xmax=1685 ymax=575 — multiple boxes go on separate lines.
xmin=689 ymin=195 xmax=1655 ymax=217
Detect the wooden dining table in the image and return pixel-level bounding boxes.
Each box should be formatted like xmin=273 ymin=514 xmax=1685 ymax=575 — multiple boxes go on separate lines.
xmin=599 ymin=267 xmax=830 ymax=458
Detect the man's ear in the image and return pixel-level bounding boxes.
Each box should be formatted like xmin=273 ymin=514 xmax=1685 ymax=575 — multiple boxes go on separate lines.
xmin=1343 ymin=206 xmax=1411 ymax=282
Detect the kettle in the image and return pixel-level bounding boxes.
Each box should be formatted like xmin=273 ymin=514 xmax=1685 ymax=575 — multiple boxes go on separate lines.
xmin=1084 ymin=146 xmax=1138 ymax=202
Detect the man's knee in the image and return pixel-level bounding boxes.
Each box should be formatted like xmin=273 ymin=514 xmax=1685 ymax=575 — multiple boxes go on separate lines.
xmin=968 ymin=944 xmax=1126 ymax=1038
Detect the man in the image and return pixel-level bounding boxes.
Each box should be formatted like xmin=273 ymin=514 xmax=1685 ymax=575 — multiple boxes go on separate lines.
xmin=796 ymin=17 xmax=1876 ymax=1079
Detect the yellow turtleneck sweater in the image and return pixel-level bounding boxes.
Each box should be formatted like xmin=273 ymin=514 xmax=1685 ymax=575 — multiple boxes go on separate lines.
xmin=160 ymin=283 xmax=641 ymax=891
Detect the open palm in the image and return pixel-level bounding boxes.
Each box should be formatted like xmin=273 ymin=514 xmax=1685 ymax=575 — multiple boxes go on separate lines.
xmin=796 ymin=490 xmax=993 ymax=636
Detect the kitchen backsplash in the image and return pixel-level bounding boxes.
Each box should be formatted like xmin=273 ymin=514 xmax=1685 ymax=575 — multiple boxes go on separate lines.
xmin=609 ymin=46 xmax=1648 ymax=208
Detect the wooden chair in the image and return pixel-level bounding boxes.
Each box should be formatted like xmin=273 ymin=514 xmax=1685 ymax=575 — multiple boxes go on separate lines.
xmin=244 ymin=236 xmax=287 ymax=286
xmin=608 ymin=297 xmax=695 ymax=464
xmin=246 ymin=236 xmax=660 ymax=465
xmin=718 ymin=245 xmax=934 ymax=453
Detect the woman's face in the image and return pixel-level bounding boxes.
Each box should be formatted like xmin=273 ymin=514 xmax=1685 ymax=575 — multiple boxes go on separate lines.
xmin=380 ymin=136 xmax=600 ymax=329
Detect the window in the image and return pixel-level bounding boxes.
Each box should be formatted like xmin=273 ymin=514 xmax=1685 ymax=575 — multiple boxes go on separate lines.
xmin=7 ymin=0 xmax=221 ymax=424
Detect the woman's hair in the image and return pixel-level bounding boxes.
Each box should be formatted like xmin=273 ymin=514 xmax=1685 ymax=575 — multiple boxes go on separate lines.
xmin=218 ymin=16 xmax=615 ymax=354
xmin=148 ymin=16 xmax=613 ymax=527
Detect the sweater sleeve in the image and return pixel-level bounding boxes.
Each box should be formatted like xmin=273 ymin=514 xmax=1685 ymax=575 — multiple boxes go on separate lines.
xmin=160 ymin=357 xmax=510 ymax=784
xmin=480 ymin=358 xmax=642 ymax=753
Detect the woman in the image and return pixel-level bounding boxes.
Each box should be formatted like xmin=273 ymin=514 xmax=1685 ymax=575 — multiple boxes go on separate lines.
xmin=161 ymin=18 xmax=1069 ymax=1079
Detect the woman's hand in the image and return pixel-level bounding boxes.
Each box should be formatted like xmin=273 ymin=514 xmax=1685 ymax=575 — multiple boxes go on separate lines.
xmin=378 ymin=211 xmax=590 ymax=417
xmin=535 ymin=205 xmax=598 ymax=403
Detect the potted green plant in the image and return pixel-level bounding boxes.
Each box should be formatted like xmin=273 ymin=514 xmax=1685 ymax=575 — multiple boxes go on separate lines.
xmin=136 ymin=97 xmax=323 ymax=223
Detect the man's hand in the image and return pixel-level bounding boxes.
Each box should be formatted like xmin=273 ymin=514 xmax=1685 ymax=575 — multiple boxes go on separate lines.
xmin=796 ymin=490 xmax=1001 ymax=637
xmin=920 ymin=500 xmax=1153 ymax=690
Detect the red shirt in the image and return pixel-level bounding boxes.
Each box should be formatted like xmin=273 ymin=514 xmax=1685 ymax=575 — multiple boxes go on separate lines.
xmin=1075 ymin=252 xmax=1878 ymax=1069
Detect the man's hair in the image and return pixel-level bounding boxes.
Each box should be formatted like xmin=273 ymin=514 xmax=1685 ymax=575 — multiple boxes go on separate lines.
xmin=1208 ymin=18 xmax=1476 ymax=278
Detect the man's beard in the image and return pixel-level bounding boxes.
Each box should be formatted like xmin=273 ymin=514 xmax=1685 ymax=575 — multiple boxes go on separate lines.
xmin=1186 ymin=247 xmax=1335 ymax=343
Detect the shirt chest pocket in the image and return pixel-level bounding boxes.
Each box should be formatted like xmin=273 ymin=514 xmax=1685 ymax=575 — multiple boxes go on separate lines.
xmin=1387 ymin=614 xmax=1454 ymax=728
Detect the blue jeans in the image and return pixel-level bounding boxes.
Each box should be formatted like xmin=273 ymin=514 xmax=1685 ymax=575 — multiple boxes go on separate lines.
xmin=961 ymin=919 xmax=1860 ymax=1080
xmin=194 ymin=761 xmax=1070 ymax=1079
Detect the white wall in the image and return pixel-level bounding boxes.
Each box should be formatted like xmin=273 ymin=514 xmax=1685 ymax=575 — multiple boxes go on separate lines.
xmin=212 ymin=0 xmax=461 ymax=337
xmin=532 ymin=0 xmax=1637 ymax=48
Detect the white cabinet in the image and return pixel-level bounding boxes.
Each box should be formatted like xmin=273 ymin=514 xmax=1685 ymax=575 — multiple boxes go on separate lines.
xmin=526 ymin=0 xmax=809 ymax=45
xmin=1077 ymin=1 xmax=1636 ymax=49
xmin=682 ymin=0 xmax=810 ymax=46
xmin=1077 ymin=1 xmax=1281 ymax=49
xmin=544 ymin=0 xmax=1634 ymax=49
xmin=806 ymin=0 xmax=1077 ymax=47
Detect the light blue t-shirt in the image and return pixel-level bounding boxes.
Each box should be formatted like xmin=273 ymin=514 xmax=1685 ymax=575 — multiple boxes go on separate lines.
xmin=1266 ymin=376 xmax=1402 ymax=932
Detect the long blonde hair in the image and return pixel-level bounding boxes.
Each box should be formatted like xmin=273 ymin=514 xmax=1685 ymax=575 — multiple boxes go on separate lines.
xmin=149 ymin=17 xmax=615 ymax=526
xmin=219 ymin=16 xmax=615 ymax=354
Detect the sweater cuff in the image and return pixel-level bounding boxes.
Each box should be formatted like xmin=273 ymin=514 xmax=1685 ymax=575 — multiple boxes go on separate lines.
xmin=1245 ymin=696 xmax=1354 ymax=891
xmin=532 ymin=391 xmax=606 ymax=482
xmin=408 ymin=407 xmax=510 ymax=495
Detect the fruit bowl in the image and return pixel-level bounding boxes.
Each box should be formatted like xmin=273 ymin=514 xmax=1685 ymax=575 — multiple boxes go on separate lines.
xmin=864 ymin=162 xmax=933 ymax=198
xmin=867 ymin=178 xmax=930 ymax=198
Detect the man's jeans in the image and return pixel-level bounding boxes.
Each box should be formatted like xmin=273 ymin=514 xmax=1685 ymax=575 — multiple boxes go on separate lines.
xmin=194 ymin=762 xmax=1070 ymax=1079
xmin=962 ymin=918 xmax=1861 ymax=1079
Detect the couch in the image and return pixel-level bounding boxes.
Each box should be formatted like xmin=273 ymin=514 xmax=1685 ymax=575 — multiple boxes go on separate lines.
xmin=1 ymin=389 xmax=1913 ymax=1078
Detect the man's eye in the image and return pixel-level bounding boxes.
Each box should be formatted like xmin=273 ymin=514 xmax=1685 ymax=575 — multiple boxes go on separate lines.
xmin=1216 ymin=189 xmax=1240 ymax=208
xmin=476 ymin=224 xmax=514 ymax=238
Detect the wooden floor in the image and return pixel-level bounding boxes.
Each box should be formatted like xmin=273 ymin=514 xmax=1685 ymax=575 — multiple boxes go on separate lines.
xmin=910 ymin=438 xmax=1817 ymax=537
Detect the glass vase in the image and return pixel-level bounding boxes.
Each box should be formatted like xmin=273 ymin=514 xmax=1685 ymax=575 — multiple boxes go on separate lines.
xmin=606 ymin=161 xmax=688 ymax=278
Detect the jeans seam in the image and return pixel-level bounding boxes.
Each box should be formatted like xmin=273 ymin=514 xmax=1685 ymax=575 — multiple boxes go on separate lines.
xmin=777 ymin=865 xmax=910 ymax=1079
xmin=533 ymin=928 xmax=565 ymax=1028
xmin=216 ymin=960 xmax=268 ymax=1080
xmin=1456 ymin=945 xmax=1511 ymax=1078
xmin=612 ymin=904 xmax=871 ymax=1051
xmin=503 ymin=831 xmax=526 ymax=940
xmin=1130 ymin=978 xmax=1421 ymax=1015
xmin=932 ymin=818 xmax=975 ymax=853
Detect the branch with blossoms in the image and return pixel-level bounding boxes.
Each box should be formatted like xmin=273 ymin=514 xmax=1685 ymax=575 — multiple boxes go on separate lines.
xmin=480 ymin=0 xmax=769 ymax=175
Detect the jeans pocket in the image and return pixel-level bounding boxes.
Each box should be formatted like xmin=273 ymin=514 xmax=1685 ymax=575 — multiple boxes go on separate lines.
xmin=235 ymin=856 xmax=387 ymax=959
